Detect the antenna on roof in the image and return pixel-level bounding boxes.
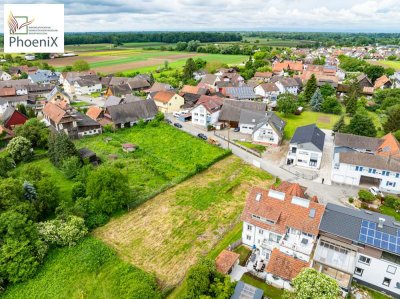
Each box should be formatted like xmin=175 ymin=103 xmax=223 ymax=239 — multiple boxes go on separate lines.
xmin=255 ymin=193 xmax=262 ymax=202
xmin=378 ymin=217 xmax=385 ymax=229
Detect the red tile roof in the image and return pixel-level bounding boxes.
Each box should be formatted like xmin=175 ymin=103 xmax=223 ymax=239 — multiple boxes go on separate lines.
xmin=86 ymin=106 xmax=103 ymax=120
xmin=195 ymin=95 xmax=224 ymax=113
xmin=42 ymin=102 xmax=67 ymax=124
xmin=181 ymin=85 xmax=200 ymax=94
xmin=215 ymin=250 xmax=240 ymax=274
xmin=0 ymin=87 xmax=16 ymax=97
xmin=241 ymin=183 xmax=325 ymax=236
xmin=153 ymin=91 xmax=176 ymax=103
xmin=374 ymin=75 xmax=390 ymax=89
xmin=376 ymin=133 xmax=400 ymax=158
xmin=266 ymin=249 xmax=309 ymax=281
xmin=273 ymin=61 xmax=303 ymax=73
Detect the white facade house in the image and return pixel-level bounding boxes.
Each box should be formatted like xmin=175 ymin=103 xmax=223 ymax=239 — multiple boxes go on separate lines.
xmin=254 ymin=83 xmax=280 ymax=102
xmin=191 ymin=95 xmax=223 ymax=128
xmin=0 ymin=96 xmax=29 ymax=114
xmin=238 ymin=110 xmax=285 ymax=146
xmin=286 ymin=124 xmax=325 ymax=169
xmin=316 ymin=203 xmax=400 ymax=297
xmin=331 ymin=133 xmax=400 ymax=194
xmin=271 ymin=77 xmax=301 ymax=95
xmin=241 ymin=183 xmax=325 ymax=289
xmin=0 ymin=71 xmax=12 ymax=81
xmin=73 ymin=80 xmax=102 ymax=95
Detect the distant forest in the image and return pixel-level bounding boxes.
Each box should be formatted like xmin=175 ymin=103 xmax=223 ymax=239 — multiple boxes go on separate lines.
xmin=1 ymin=31 xmax=400 ymax=48
xmin=244 ymin=32 xmax=400 ymax=47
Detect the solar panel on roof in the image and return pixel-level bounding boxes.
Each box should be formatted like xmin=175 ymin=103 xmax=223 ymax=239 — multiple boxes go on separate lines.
xmin=358 ymin=220 xmax=400 ymax=255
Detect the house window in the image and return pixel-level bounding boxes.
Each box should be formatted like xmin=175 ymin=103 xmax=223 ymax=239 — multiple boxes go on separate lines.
xmin=386 ymin=181 xmax=396 ymax=187
xmin=368 ymin=168 xmax=376 ymax=174
xmin=247 ymin=225 xmax=252 ymax=231
xmin=259 ymin=229 xmax=263 ymax=235
xmin=246 ymin=235 xmax=251 ymax=241
xmin=396 ymin=173 xmax=400 ymax=178
xmin=383 ymin=277 xmax=391 ymax=287
xmin=359 ymin=255 xmax=371 ymax=265
xmin=355 ymin=166 xmax=363 ymax=172
xmin=354 ymin=267 xmax=364 ymax=276
xmin=383 ymin=171 xmax=390 ymax=176
xmin=268 ymin=233 xmax=282 ymax=243
xmin=291 ymin=147 xmax=297 ymax=153
xmin=387 ymin=265 xmax=397 ymax=274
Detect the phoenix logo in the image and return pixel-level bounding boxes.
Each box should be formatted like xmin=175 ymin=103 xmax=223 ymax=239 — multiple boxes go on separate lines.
xmin=8 ymin=11 xmax=35 ymax=34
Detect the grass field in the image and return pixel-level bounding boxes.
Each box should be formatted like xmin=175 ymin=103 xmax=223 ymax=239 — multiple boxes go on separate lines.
xmin=75 ymin=123 xmax=228 ymax=205
xmin=241 ymin=274 xmax=285 ymax=298
xmin=278 ymin=111 xmax=343 ymax=139
xmin=11 ymin=158 xmax=74 ymax=202
xmin=95 ymin=156 xmax=272 ymax=288
xmin=368 ymin=59 xmax=400 ymax=71
xmin=47 ymin=48 xmax=247 ymax=74
xmin=2 ymin=237 xmax=162 ymax=299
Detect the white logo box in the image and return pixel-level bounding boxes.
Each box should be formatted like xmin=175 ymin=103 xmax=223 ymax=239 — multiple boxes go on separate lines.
xmin=4 ymin=4 xmax=64 ymax=53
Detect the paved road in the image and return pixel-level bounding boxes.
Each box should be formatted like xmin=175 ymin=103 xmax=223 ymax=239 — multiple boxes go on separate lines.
xmin=168 ymin=116 xmax=359 ymax=206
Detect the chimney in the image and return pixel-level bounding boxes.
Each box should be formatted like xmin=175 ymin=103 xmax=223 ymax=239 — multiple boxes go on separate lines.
xmin=378 ymin=217 xmax=385 ymax=229
xmin=255 ymin=193 xmax=262 ymax=201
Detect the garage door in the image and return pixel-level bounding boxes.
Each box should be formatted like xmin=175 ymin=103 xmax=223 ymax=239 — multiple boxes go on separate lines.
xmin=332 ymin=174 xmax=345 ymax=183
xmin=345 ymin=177 xmax=356 ymax=185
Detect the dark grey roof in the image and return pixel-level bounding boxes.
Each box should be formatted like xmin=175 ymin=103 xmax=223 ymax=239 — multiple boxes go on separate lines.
xmin=320 ymin=203 xmax=400 ymax=243
xmin=29 ymin=70 xmax=60 ymax=83
xmin=124 ymin=94 xmax=143 ymax=103
xmin=290 ymin=124 xmax=325 ymax=152
xmin=225 ymin=87 xmax=257 ymax=100
xmin=73 ymin=111 xmax=101 ymax=127
xmin=252 ymin=111 xmax=286 ymax=137
xmin=0 ymin=79 xmax=31 ymax=89
xmin=271 ymin=76 xmax=300 ymax=87
xmin=231 ymin=281 xmax=263 ymax=299
xmin=107 ymin=99 xmax=158 ymax=124
xmin=339 ymin=152 xmax=400 ymax=172
xmin=334 ymin=133 xmax=382 ymax=152
xmin=109 ymin=84 xmax=132 ymax=96
xmin=200 ymin=74 xmax=218 ymax=86
xmin=219 ymin=99 xmax=267 ymax=122
xmin=0 ymin=95 xmax=29 ymax=103
xmin=182 ymin=93 xmax=201 ymax=109
xmin=104 ymin=96 xmax=123 ymax=107
xmin=78 ymin=148 xmax=96 ymax=159
xmin=239 ymin=110 xmax=266 ymax=125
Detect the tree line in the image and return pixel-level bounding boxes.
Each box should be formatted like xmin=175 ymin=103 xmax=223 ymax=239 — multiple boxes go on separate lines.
xmin=63 ymin=32 xmax=242 ymax=45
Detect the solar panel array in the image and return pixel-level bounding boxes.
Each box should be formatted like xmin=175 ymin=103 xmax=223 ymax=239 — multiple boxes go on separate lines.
xmin=358 ymin=220 xmax=400 ymax=255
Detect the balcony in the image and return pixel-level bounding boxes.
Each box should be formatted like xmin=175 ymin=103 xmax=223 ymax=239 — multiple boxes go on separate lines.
xmin=313 ymin=240 xmax=357 ymax=274
xmin=280 ymin=233 xmax=315 ymax=256
xmin=261 ymin=239 xmax=279 ymax=250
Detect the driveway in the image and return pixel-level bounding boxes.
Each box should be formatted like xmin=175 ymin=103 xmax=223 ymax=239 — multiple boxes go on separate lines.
xmin=167 ymin=116 xmax=359 ymax=206
xmin=230 ymin=265 xmax=247 ymax=282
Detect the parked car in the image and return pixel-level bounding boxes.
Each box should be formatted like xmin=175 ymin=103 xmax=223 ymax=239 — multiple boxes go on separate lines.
xmin=234 ymin=127 xmax=240 ymax=132
xmin=174 ymin=123 xmax=183 ymax=128
xmin=197 ymin=133 xmax=207 ymax=140
xmin=173 ymin=112 xmax=182 ymax=118
xmin=369 ymin=187 xmax=384 ymax=198
xmin=165 ymin=119 xmax=172 ymax=124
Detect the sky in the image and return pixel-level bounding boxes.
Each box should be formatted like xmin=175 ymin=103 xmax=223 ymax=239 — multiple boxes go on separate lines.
xmin=1 ymin=0 xmax=400 ymax=33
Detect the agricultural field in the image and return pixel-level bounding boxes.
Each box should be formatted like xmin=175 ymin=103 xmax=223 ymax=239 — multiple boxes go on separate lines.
xmin=45 ymin=48 xmax=248 ymax=74
xmin=75 ymin=123 xmax=229 ymax=205
xmin=367 ymin=59 xmax=400 ymax=71
xmin=2 ymin=237 xmax=162 ymax=299
xmin=95 ymin=156 xmax=272 ymax=288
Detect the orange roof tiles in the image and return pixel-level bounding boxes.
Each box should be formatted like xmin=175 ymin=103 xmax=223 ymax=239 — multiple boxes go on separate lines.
xmin=266 ymin=249 xmax=309 ymax=281
xmin=195 ymin=95 xmax=224 ymax=113
xmin=215 ymin=250 xmax=240 ymax=274
xmin=374 ymin=75 xmax=390 ymax=89
xmin=273 ymin=181 xmax=306 ymax=198
xmin=153 ymin=91 xmax=176 ymax=103
xmin=273 ymin=61 xmax=303 ymax=73
xmin=376 ymin=133 xmax=400 ymax=158
xmin=42 ymin=102 xmax=67 ymax=124
xmin=181 ymin=85 xmax=200 ymax=94
xmin=86 ymin=106 xmax=103 ymax=120
xmin=241 ymin=184 xmax=325 ymax=236
xmin=0 ymin=87 xmax=16 ymax=97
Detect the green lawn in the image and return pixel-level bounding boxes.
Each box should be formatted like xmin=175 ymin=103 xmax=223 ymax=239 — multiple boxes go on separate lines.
xmin=11 ymin=158 xmax=74 ymax=202
xmin=233 ymin=245 xmax=252 ymax=266
xmin=241 ymin=274 xmax=285 ymax=299
xmin=369 ymin=60 xmax=400 ymax=71
xmin=278 ymin=111 xmax=344 ymax=139
xmin=379 ymin=205 xmax=400 ymax=221
xmin=2 ymin=237 xmax=161 ymax=299
xmin=75 ymin=123 xmax=229 ymax=206
xmin=352 ymin=283 xmax=392 ymax=299
xmin=71 ymin=101 xmax=92 ymax=108
xmin=235 ymin=140 xmax=266 ymax=154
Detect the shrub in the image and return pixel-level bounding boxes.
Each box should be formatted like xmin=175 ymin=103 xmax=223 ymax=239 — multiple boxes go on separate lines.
xmin=61 ymin=156 xmax=82 ymax=179
xmin=358 ymin=190 xmax=376 ymax=202
xmin=348 ymin=197 xmax=354 ymax=204
xmin=6 ymin=136 xmax=32 ymax=162
xmin=383 ymin=195 xmax=400 ymax=209
xmin=0 ymin=156 xmax=16 ymax=178
xmin=37 ymin=215 xmax=88 ymax=247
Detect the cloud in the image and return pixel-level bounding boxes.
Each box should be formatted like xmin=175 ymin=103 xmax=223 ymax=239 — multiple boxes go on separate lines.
xmin=1 ymin=0 xmax=400 ymax=32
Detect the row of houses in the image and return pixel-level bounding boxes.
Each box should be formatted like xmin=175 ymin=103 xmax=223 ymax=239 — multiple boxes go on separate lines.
xmin=233 ymin=181 xmax=400 ymax=297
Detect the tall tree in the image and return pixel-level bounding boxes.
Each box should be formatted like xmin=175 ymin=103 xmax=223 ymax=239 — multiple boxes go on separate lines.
xmin=48 ymin=132 xmax=78 ymax=168
xmin=277 ymin=93 xmax=297 ymax=115
xmin=6 ymin=136 xmax=32 ymax=162
xmin=310 ymin=89 xmax=323 ymax=112
xmin=319 ymin=83 xmax=335 ymax=99
xmin=72 ymin=60 xmax=90 ymax=71
xmin=304 ymin=74 xmax=318 ymax=102
xmin=346 ymin=111 xmax=377 ymax=137
xmin=289 ymin=268 xmax=340 ymax=299
xmin=183 ymin=58 xmax=196 ymax=81
xmin=364 ymin=65 xmax=385 ymax=83
xmin=345 ymin=80 xmax=361 ymax=115
xmin=383 ymin=104 xmax=400 ymax=133
xmin=332 ymin=115 xmax=346 ymax=133
xmin=14 ymin=118 xmax=50 ymax=148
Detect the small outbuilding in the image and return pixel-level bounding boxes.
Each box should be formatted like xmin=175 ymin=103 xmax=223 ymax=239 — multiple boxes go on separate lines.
xmin=231 ymin=281 xmax=264 ymax=299
xmin=215 ymin=249 xmax=240 ymax=275
xmin=78 ymin=148 xmax=100 ymax=165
